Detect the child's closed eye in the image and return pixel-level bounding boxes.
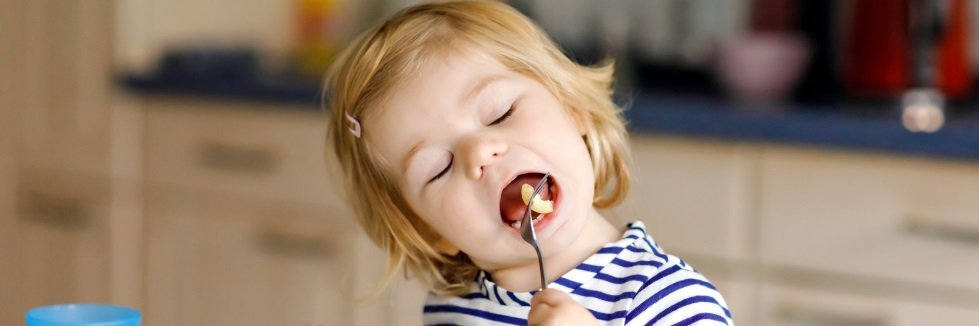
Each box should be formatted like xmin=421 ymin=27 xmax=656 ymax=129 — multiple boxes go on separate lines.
xmin=429 ymin=154 xmax=453 ymax=183
xmin=428 ymin=102 xmax=515 ymax=184
xmin=488 ymin=103 xmax=515 ymax=126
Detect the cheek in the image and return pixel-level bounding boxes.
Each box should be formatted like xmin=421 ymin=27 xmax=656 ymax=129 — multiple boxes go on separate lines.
xmin=427 ymin=187 xmax=494 ymax=239
xmin=535 ymin=112 xmax=594 ymax=172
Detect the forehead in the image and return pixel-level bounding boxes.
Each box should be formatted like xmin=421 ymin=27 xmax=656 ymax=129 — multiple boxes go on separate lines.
xmin=363 ymin=50 xmax=509 ymax=173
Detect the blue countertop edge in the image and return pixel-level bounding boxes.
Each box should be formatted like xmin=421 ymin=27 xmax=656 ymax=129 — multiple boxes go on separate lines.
xmin=122 ymin=74 xmax=325 ymax=106
xmin=120 ymin=74 xmax=979 ymax=162
xmin=627 ymin=94 xmax=979 ymax=162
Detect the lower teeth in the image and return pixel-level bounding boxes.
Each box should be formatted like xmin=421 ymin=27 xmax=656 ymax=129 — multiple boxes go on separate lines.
xmin=509 ymin=214 xmax=545 ymax=228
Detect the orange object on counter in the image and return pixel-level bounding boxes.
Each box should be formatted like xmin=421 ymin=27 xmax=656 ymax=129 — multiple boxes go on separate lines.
xmin=295 ymin=0 xmax=340 ymax=75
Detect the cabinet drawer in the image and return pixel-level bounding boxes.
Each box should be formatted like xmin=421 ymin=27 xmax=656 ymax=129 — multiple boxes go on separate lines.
xmin=608 ymin=136 xmax=758 ymax=261
xmin=144 ymin=98 xmax=340 ymax=205
xmin=12 ymin=169 xmax=113 ymax=316
xmin=145 ymin=187 xmax=357 ymax=326
xmin=350 ymin=234 xmax=428 ymax=325
xmin=17 ymin=169 xmax=111 ymax=230
xmin=759 ymin=147 xmax=979 ymax=292
xmin=759 ymin=282 xmax=979 ymax=326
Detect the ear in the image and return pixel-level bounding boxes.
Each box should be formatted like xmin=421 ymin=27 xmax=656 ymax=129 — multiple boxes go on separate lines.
xmin=433 ymin=237 xmax=460 ymax=256
xmin=570 ymin=108 xmax=592 ymax=136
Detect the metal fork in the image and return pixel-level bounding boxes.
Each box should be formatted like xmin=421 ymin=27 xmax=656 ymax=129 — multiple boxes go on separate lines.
xmin=520 ymin=172 xmax=550 ymax=291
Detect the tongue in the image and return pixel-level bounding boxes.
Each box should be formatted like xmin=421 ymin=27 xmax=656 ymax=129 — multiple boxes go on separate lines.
xmin=499 ymin=174 xmax=552 ymax=224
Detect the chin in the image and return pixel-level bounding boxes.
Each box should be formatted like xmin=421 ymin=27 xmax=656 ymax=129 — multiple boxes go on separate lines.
xmin=540 ymin=206 xmax=588 ymax=255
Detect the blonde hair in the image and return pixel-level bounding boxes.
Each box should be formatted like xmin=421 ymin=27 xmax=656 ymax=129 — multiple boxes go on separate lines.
xmin=324 ymin=0 xmax=631 ymax=297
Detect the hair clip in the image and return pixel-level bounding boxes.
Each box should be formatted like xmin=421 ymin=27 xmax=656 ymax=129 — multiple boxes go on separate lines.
xmin=345 ymin=112 xmax=362 ymax=138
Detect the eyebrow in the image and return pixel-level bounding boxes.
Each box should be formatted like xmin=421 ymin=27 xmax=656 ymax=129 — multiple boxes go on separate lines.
xmin=400 ymin=74 xmax=507 ymax=174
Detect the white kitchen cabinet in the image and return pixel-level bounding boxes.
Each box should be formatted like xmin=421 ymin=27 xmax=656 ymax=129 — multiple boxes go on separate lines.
xmin=143 ymin=97 xmax=339 ymax=206
xmin=606 ymin=135 xmax=762 ymax=324
xmin=618 ymin=137 xmax=979 ymax=324
xmin=385 ymin=277 xmax=428 ymax=324
xmin=0 ymin=80 xmax=19 ymax=325
xmin=350 ymin=235 xmax=428 ymax=325
xmin=0 ymin=0 xmax=129 ymax=323
xmin=144 ymin=187 xmax=357 ymax=326
xmin=705 ymin=275 xmax=759 ymax=326
xmin=8 ymin=0 xmax=116 ymax=177
xmin=609 ymin=136 xmax=759 ymax=263
xmin=141 ymin=98 xmax=435 ymax=325
xmin=2 ymin=169 xmax=113 ymax=322
xmin=758 ymin=145 xmax=979 ymax=293
xmin=758 ymin=282 xmax=979 ymax=326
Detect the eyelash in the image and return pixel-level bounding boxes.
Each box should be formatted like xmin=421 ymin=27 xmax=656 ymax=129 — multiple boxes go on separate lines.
xmin=490 ymin=104 xmax=515 ymax=126
xmin=428 ymin=104 xmax=515 ymax=184
xmin=430 ymin=155 xmax=453 ymax=183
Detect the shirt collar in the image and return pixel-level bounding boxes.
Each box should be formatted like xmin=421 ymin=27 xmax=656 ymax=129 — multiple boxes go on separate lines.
xmin=474 ymin=221 xmax=650 ymax=306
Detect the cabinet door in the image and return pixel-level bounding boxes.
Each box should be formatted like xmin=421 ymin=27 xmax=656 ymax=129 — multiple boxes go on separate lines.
xmin=609 ymin=136 xmax=759 ymax=262
xmin=0 ymin=83 xmax=19 ymax=325
xmin=759 ymin=146 xmax=979 ymax=293
xmin=8 ymin=0 xmax=114 ymax=176
xmin=145 ymin=189 xmax=355 ymax=326
xmin=144 ymin=98 xmax=336 ymax=206
xmin=759 ymin=282 xmax=979 ymax=326
xmin=703 ymin=276 xmax=758 ymax=326
xmin=6 ymin=170 xmax=112 ymax=320
xmin=349 ymin=235 xmax=428 ymax=325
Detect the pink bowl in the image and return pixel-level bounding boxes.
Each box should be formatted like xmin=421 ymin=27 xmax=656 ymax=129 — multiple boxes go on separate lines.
xmin=715 ymin=33 xmax=811 ymax=105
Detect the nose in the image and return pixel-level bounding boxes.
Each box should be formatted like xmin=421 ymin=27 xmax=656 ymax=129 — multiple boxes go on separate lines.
xmin=459 ymin=134 xmax=508 ymax=179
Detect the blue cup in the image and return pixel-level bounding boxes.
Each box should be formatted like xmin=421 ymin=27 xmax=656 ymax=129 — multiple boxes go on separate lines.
xmin=26 ymin=304 xmax=141 ymax=326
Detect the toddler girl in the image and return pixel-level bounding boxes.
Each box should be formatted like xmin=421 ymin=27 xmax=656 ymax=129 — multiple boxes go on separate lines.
xmin=325 ymin=1 xmax=732 ymax=324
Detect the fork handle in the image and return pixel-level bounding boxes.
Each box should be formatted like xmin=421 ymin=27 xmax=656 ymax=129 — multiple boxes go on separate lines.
xmin=533 ymin=244 xmax=546 ymax=290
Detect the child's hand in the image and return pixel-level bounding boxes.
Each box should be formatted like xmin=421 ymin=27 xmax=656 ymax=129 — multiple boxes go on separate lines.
xmin=528 ymin=289 xmax=599 ymax=326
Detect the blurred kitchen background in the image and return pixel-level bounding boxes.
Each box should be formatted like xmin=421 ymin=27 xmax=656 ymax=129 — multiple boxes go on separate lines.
xmin=3 ymin=0 xmax=979 ymax=325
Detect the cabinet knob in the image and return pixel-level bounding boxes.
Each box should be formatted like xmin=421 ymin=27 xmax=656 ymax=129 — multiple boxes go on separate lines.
xmin=904 ymin=214 xmax=979 ymax=246
xmin=197 ymin=141 xmax=278 ymax=174
xmin=19 ymin=191 xmax=91 ymax=230
xmin=253 ymin=223 xmax=334 ymax=260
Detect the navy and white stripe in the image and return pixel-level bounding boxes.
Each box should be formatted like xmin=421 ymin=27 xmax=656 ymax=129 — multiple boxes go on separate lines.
xmin=423 ymin=221 xmax=733 ymax=325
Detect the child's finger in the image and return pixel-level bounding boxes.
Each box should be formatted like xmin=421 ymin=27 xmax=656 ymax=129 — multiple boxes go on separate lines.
xmin=527 ymin=300 xmax=554 ymax=325
xmin=531 ymin=288 xmax=573 ymax=307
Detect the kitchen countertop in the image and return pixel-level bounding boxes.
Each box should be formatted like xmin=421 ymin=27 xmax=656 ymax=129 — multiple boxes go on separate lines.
xmin=121 ymin=73 xmax=979 ymax=162
xmin=628 ymin=94 xmax=979 ymax=161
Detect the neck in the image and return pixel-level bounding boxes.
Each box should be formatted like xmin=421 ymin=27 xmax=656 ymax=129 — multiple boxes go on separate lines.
xmin=489 ymin=209 xmax=621 ymax=292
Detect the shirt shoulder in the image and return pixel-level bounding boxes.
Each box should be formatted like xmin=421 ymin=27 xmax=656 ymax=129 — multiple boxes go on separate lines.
xmin=621 ymin=223 xmax=734 ymax=325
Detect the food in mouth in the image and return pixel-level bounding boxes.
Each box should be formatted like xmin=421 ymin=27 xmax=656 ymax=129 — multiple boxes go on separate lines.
xmin=499 ymin=173 xmax=556 ymax=228
xmin=521 ymin=183 xmax=554 ymax=214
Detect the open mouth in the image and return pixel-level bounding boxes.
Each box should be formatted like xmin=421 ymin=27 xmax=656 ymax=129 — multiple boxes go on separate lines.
xmin=499 ymin=172 xmax=559 ymax=229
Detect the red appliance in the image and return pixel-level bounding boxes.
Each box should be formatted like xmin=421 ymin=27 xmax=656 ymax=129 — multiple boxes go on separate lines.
xmin=841 ymin=0 xmax=971 ymax=99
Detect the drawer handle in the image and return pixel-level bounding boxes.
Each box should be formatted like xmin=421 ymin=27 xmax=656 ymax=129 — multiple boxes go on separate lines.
xmin=197 ymin=142 xmax=278 ymax=174
xmin=776 ymin=302 xmax=886 ymax=326
xmin=19 ymin=192 xmax=91 ymax=230
xmin=253 ymin=229 xmax=333 ymax=260
xmin=904 ymin=215 xmax=979 ymax=246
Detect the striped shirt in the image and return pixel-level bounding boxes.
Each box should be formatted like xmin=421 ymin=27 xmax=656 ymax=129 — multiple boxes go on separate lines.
xmin=423 ymin=221 xmax=733 ymax=325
